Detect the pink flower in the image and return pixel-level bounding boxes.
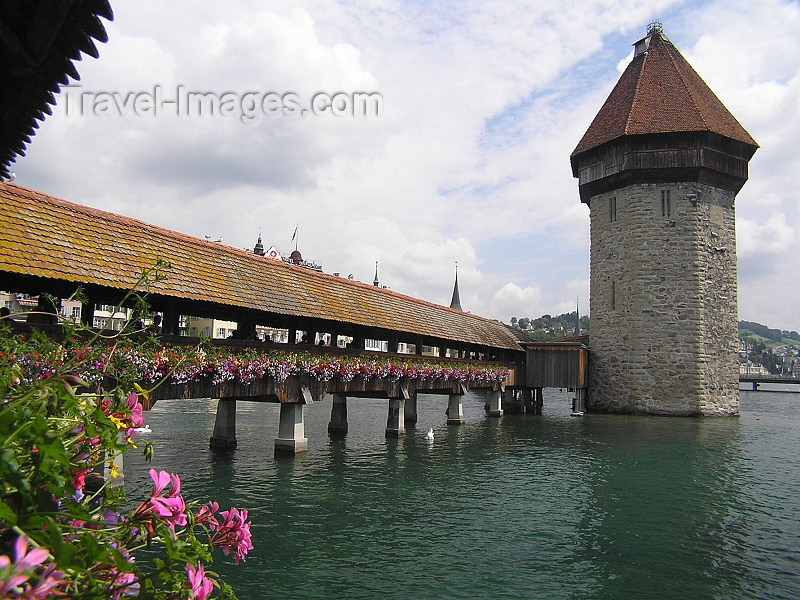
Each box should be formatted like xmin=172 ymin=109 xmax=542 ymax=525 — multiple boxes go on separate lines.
xmin=195 ymin=501 xmax=220 ymax=528
xmin=209 ymin=507 xmax=254 ymax=564
xmin=132 ymin=470 xmax=188 ymax=534
xmin=22 ymin=563 xmax=67 ymax=598
xmin=0 ymin=536 xmax=52 ymax=596
xmin=186 ymin=562 xmax=214 ymax=600
xmin=148 ymin=469 xmax=172 ymax=497
xmin=149 ymin=495 xmax=188 ymax=530
xmin=125 ymin=392 xmax=144 ymax=427
xmin=12 ymin=535 xmax=48 ymax=570
xmin=72 ymin=469 xmax=88 ymax=491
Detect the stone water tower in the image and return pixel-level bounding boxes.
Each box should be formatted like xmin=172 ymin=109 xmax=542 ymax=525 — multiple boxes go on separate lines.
xmin=570 ymin=23 xmax=758 ymax=415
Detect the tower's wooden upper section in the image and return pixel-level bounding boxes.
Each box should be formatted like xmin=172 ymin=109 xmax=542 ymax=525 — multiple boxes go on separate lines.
xmin=571 ymin=27 xmax=758 ymax=203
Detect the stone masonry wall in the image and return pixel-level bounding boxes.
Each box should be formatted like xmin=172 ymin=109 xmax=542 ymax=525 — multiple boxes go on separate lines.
xmin=588 ymin=182 xmax=739 ymax=415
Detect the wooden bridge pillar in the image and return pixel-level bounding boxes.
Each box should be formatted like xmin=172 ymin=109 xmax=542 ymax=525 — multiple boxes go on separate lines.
xmin=275 ymin=403 xmax=308 ymax=454
xmin=81 ymin=298 xmax=95 ymax=327
xmin=385 ymin=397 xmax=406 ymax=438
xmin=521 ymin=388 xmax=534 ymax=413
xmin=328 ymin=393 xmax=348 ymax=436
xmin=405 ymin=392 xmax=418 ymax=425
xmin=572 ymin=389 xmax=586 ymax=415
xmin=446 ymin=393 xmax=465 ymax=425
xmin=161 ymin=299 xmax=180 ymax=336
xmin=535 ymin=388 xmax=544 ymax=415
xmin=487 ymin=390 xmax=503 ymax=418
xmin=210 ymin=399 xmax=237 ymax=449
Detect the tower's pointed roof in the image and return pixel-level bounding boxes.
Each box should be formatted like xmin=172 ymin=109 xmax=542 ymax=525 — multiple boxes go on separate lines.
xmin=572 ymin=27 xmax=757 ymax=157
xmin=450 ymin=267 xmax=463 ymax=311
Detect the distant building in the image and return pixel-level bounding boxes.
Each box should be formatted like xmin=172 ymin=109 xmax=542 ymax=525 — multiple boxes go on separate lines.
xmin=252 ymin=235 xmax=322 ymax=272
xmin=1 ymin=291 xmax=82 ymax=324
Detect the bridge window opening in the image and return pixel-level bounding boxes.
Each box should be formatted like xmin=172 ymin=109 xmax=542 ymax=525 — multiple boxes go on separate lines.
xmin=255 ymin=326 xmax=288 ymax=343
xmin=364 ymin=338 xmax=388 ymax=352
xmin=397 ymin=342 xmax=415 ymax=354
xmin=421 ymin=345 xmax=438 ymax=357
xmin=315 ymin=333 xmax=333 ymax=347
xmin=609 ymin=196 xmax=617 ymax=222
xmin=661 ymin=189 xmax=671 ymax=217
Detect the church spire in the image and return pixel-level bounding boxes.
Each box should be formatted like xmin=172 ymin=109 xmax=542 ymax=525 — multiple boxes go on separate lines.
xmin=449 ymin=263 xmax=463 ymax=311
xmin=373 ymin=262 xmax=379 ymax=287
xmin=253 ymin=231 xmax=264 ymax=256
xmin=574 ymin=297 xmax=580 ymax=336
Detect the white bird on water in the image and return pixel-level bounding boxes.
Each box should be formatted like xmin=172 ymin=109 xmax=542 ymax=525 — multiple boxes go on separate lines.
xmin=133 ymin=425 xmax=152 ymax=434
xmin=426 ymin=428 xmax=434 ymax=442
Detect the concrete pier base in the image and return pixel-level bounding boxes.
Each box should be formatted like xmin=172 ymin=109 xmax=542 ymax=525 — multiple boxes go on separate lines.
xmin=275 ymin=403 xmax=308 ymax=454
xmin=210 ymin=399 xmax=237 ymax=449
xmin=328 ymin=393 xmax=348 ymax=436
xmin=487 ymin=390 xmax=503 ymax=418
xmin=446 ymin=393 xmax=465 ymax=425
xmin=385 ymin=397 xmax=406 ymax=437
xmin=404 ymin=393 xmax=418 ymax=425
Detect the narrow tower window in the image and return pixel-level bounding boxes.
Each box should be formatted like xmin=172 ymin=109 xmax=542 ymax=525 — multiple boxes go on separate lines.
xmin=661 ymin=189 xmax=671 ymax=217
xmin=611 ymin=280 xmax=616 ymax=311
xmin=609 ymin=196 xmax=617 ymax=222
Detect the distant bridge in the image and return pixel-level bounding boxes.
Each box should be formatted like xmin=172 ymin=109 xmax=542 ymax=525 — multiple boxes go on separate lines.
xmin=739 ymin=375 xmax=800 ymax=392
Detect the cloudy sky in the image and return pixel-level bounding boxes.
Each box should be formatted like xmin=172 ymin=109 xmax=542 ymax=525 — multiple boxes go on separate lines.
xmin=11 ymin=0 xmax=800 ymax=331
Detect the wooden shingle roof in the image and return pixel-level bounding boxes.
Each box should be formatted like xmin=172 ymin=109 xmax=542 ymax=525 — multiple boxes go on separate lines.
xmin=0 ymin=0 xmax=113 ymax=178
xmin=0 ymin=183 xmax=522 ymax=351
xmin=572 ymin=30 xmax=757 ymax=157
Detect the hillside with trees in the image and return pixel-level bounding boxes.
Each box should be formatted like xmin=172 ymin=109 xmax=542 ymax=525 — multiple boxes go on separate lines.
xmin=739 ymin=321 xmax=800 ymax=376
xmin=508 ymin=311 xmax=588 ymax=339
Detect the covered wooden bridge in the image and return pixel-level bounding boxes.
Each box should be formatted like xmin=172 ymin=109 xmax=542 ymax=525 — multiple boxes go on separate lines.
xmin=1 ymin=182 xmax=547 ymax=451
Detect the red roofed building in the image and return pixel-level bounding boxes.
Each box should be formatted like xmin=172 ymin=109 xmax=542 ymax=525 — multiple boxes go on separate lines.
xmin=571 ymin=23 xmax=758 ymax=416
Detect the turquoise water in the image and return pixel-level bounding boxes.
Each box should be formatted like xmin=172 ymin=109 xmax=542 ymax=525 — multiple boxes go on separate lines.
xmin=125 ymin=388 xmax=800 ymax=600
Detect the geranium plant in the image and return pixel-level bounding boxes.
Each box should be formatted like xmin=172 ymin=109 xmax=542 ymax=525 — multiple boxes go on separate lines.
xmin=0 ymin=266 xmax=252 ymax=599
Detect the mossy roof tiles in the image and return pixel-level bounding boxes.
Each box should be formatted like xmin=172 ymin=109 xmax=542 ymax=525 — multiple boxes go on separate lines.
xmin=0 ymin=183 xmax=521 ymax=351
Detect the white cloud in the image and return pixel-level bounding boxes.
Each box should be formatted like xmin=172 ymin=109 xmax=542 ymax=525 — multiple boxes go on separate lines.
xmin=736 ymin=214 xmax=796 ymax=258
xmin=11 ymin=0 xmax=800 ymax=331
xmin=490 ymin=282 xmax=544 ymax=323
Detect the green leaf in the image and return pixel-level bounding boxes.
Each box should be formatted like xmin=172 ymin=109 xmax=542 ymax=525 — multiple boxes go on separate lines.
xmin=0 ymin=499 xmax=18 ymax=525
